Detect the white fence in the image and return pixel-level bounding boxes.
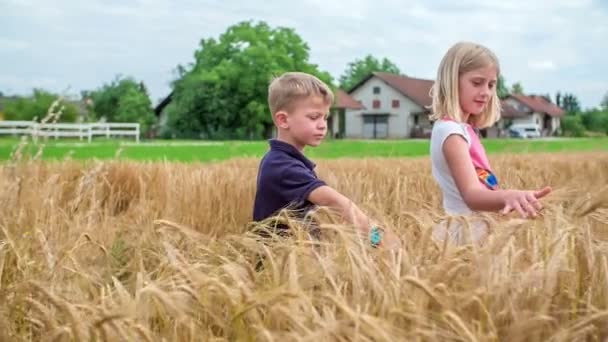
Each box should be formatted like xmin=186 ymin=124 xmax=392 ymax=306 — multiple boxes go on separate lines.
xmin=0 ymin=121 xmax=140 ymax=143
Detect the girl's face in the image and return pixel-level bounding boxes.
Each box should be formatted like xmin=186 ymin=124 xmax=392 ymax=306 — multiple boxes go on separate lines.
xmin=459 ymin=64 xmax=497 ymax=119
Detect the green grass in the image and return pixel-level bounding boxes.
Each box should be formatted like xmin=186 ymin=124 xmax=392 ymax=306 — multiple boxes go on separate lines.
xmin=1 ymin=137 xmax=607 ymax=163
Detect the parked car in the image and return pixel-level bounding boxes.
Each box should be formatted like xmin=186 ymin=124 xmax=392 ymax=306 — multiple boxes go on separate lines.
xmin=508 ymin=124 xmax=542 ymax=138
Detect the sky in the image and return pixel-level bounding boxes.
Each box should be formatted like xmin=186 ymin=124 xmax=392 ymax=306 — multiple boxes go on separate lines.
xmin=1 ymin=0 xmax=607 ymax=108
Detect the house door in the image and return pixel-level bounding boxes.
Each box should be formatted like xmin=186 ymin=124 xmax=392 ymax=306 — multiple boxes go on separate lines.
xmin=543 ymin=114 xmax=552 ymax=136
xmin=362 ymin=114 xmax=389 ymax=139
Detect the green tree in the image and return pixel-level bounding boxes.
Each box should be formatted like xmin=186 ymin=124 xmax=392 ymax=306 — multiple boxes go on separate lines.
xmin=511 ymin=82 xmax=524 ymax=95
xmin=581 ymin=108 xmax=608 ymax=134
xmin=117 ymin=87 xmax=157 ymax=134
xmin=339 ymin=55 xmax=400 ymax=91
xmin=561 ymin=92 xmax=581 ymax=114
xmin=561 ymin=114 xmax=585 ymax=137
xmin=166 ymin=20 xmax=333 ymax=139
xmin=496 ymin=75 xmax=509 ymax=99
xmin=4 ymin=89 xmax=78 ymax=122
xmin=89 ymin=76 xmax=156 ymax=136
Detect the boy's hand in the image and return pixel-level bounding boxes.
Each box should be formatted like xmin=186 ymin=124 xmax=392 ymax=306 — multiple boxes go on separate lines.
xmin=380 ymin=228 xmax=402 ymax=250
xmin=370 ymin=226 xmax=401 ymax=250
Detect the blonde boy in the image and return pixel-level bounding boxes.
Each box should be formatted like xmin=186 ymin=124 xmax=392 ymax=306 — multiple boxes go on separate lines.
xmin=253 ymin=72 xmax=400 ymax=249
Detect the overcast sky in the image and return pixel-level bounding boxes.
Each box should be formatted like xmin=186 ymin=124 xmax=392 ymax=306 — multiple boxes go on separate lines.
xmin=2 ymin=0 xmax=606 ymax=108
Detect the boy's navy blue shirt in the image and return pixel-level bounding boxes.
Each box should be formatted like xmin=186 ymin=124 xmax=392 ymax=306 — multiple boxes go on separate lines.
xmin=253 ymin=139 xmax=326 ymax=222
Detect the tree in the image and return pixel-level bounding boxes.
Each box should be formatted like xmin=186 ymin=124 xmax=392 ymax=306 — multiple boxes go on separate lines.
xmin=581 ymin=108 xmax=608 ymax=134
xmin=166 ymin=20 xmax=333 ymax=139
xmin=496 ymin=75 xmax=509 ymax=99
xmin=561 ymin=92 xmax=581 ymax=114
xmin=339 ymin=55 xmax=400 ymax=91
xmin=89 ymin=76 xmax=156 ymax=136
xmin=4 ymin=89 xmax=78 ymax=122
xmin=561 ymin=115 xmax=585 ymax=137
xmin=511 ymin=82 xmax=524 ymax=95
xmin=117 ymin=87 xmax=157 ymax=135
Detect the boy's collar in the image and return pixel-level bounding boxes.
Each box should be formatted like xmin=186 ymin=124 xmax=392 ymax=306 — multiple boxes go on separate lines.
xmin=269 ymin=139 xmax=316 ymax=170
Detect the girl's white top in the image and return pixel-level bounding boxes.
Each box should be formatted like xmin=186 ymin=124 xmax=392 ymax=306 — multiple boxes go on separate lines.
xmin=430 ymin=120 xmax=473 ymax=215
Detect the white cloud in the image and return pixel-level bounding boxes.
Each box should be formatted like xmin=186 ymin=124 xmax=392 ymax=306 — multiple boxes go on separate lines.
xmin=0 ymin=38 xmax=29 ymax=50
xmin=528 ymin=60 xmax=557 ymax=71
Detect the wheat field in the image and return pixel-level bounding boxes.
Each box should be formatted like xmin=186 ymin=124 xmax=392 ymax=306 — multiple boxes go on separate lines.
xmin=1 ymin=152 xmax=607 ymax=341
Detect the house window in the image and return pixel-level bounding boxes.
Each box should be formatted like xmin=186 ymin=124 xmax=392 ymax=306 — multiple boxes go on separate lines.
xmin=373 ymin=86 xmax=381 ymax=94
xmin=392 ymin=100 xmax=400 ymax=108
xmin=373 ymin=100 xmax=381 ymax=109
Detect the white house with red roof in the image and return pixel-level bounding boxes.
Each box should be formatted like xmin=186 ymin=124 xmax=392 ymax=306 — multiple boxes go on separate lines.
xmin=340 ymin=72 xmax=434 ymax=139
xmin=500 ymin=94 xmax=565 ymax=136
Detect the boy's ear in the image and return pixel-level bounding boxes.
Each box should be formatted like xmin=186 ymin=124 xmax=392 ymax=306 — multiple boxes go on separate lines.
xmin=275 ymin=110 xmax=289 ymax=129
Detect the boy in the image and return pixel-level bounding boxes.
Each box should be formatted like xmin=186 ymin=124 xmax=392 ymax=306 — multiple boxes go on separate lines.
xmin=252 ymin=72 xmax=400 ymax=249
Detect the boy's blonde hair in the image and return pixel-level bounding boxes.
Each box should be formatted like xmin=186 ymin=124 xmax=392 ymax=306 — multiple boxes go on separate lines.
xmin=430 ymin=42 xmax=501 ymax=128
xmin=268 ymin=72 xmax=334 ymax=115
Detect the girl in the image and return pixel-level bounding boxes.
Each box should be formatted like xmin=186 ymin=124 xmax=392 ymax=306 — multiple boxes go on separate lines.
xmin=429 ymin=42 xmax=552 ymax=244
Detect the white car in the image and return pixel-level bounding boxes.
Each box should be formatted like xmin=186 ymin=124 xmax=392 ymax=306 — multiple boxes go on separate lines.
xmin=508 ymin=125 xmax=542 ymax=139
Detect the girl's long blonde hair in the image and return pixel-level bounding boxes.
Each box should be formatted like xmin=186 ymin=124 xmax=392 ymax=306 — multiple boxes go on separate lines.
xmin=430 ymin=42 xmax=501 ymax=128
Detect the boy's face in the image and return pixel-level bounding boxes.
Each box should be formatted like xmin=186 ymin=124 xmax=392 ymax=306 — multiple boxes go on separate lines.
xmin=275 ymin=95 xmax=330 ymax=150
xmin=458 ymin=64 xmax=497 ymax=117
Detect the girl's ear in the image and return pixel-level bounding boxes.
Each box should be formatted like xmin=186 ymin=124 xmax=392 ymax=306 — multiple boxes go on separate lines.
xmin=275 ymin=111 xmax=289 ymax=129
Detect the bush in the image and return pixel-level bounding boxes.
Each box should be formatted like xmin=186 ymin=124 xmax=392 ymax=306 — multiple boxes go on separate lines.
xmin=561 ymin=115 xmax=586 ymax=137
xmin=89 ymin=76 xmax=156 ymax=137
xmin=581 ymin=109 xmax=608 ymax=135
xmin=4 ymin=89 xmax=79 ymax=122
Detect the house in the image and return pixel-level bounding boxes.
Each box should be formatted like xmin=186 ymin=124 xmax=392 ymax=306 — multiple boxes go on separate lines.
xmin=342 ymin=72 xmax=566 ymax=139
xmin=330 ymin=89 xmax=365 ymax=138
xmin=154 ymin=91 xmax=173 ymax=128
xmin=343 ymin=72 xmax=434 ymax=139
xmin=500 ymin=94 xmax=564 ymax=136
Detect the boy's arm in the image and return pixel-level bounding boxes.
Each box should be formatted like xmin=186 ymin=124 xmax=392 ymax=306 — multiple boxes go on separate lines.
xmin=308 ymin=185 xmax=371 ymax=233
xmin=308 ymin=185 xmax=401 ymax=249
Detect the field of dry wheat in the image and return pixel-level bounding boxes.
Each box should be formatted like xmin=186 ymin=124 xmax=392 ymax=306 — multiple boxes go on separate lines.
xmin=1 ymin=152 xmax=607 ymax=341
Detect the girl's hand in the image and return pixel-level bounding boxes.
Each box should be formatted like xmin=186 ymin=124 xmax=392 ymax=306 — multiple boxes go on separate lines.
xmin=501 ymin=186 xmax=552 ymax=218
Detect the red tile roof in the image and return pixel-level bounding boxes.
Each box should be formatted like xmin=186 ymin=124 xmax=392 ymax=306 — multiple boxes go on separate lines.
xmin=500 ymin=101 xmax=527 ymax=118
xmin=372 ymin=72 xmax=434 ymax=108
xmin=510 ymin=94 xmax=565 ymax=117
xmin=334 ymin=89 xmax=365 ymax=109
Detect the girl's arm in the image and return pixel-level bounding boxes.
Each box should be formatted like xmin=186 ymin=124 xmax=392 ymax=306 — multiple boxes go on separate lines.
xmin=443 ymin=134 xmax=551 ymax=218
